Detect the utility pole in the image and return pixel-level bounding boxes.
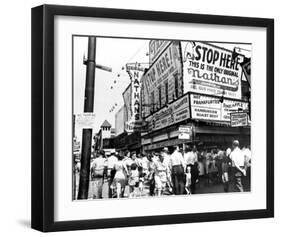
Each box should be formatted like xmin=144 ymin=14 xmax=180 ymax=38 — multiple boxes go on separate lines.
xmin=78 ymin=37 xmax=96 ymax=199
xmin=77 ymin=37 xmax=112 ymax=199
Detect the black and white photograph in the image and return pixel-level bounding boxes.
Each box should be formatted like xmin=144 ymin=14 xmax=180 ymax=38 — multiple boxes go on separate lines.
xmin=72 ymin=36 xmax=252 ymax=200
xmin=29 ymin=3 xmax=274 ymax=232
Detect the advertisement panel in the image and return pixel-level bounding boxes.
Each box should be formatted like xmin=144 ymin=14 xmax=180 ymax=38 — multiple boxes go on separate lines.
xmin=178 ymin=125 xmax=192 ymax=140
xmin=230 ymin=112 xmax=248 ymax=127
xmin=190 ymin=94 xmax=248 ymax=122
xmin=75 ymin=113 xmax=95 ymax=128
xmin=149 ymin=40 xmax=171 ymax=63
xmin=182 ymin=42 xmax=243 ymax=99
xmin=142 ymin=41 xmax=183 ymax=118
xmin=124 ymin=63 xmax=146 ymax=132
xmin=146 ymin=94 xmax=190 ymax=132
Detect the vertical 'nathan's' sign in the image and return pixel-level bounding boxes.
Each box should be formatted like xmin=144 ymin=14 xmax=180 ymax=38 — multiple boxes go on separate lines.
xmin=125 ymin=63 xmax=146 ymax=131
xmin=181 ymin=42 xmax=244 ymax=99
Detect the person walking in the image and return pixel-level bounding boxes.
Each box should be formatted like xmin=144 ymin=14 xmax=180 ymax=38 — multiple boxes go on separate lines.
xmin=154 ymin=152 xmax=169 ymax=196
xmin=243 ymin=145 xmax=252 ymax=190
xmin=147 ymin=153 xmax=156 ymax=196
xmin=128 ymin=162 xmax=140 ymax=198
xmin=106 ymin=151 xmax=118 ymax=198
xmin=221 ymin=150 xmax=231 ymax=192
xmin=230 ymin=140 xmax=246 ymax=192
xmin=90 ymin=150 xmax=106 ymax=199
xmin=184 ymin=145 xmax=199 ymax=194
xmin=162 ymin=147 xmax=173 ymax=193
xmin=137 ymin=153 xmax=149 ymax=195
xmin=170 ymin=146 xmax=185 ymax=195
xmin=112 ymin=154 xmax=128 ymax=198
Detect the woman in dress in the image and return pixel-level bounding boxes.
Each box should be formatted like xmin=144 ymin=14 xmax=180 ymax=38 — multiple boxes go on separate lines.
xmin=154 ymin=152 xmax=169 ymax=196
xmin=128 ymin=162 xmax=140 ymax=198
xmin=112 ymin=154 xmax=128 ymax=198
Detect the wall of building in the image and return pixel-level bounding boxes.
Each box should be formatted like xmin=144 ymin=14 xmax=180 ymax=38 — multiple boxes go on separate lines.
xmin=141 ymin=41 xmax=183 ymax=118
xmin=115 ymin=105 xmax=126 ymax=136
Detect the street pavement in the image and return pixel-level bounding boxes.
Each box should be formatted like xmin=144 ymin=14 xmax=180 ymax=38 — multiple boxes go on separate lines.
xmin=84 ymin=175 xmax=251 ymax=199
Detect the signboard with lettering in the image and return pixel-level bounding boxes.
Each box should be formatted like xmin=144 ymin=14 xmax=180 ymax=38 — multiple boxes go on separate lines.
xmin=142 ymin=41 xmax=183 ymax=118
xmin=125 ymin=120 xmax=148 ymax=133
xmin=126 ymin=63 xmax=145 ymax=122
xmin=182 ymin=42 xmax=244 ymax=99
xmin=178 ymin=125 xmax=192 ymax=140
xmin=149 ymin=40 xmax=171 ymax=64
xmin=241 ymin=59 xmax=251 ymax=87
xmin=146 ymin=94 xmax=190 ymax=132
xmin=190 ymin=94 xmax=248 ymax=122
xmin=124 ymin=63 xmax=146 ymax=132
xmin=75 ymin=113 xmax=95 ymax=128
xmin=230 ymin=112 xmax=248 ymax=127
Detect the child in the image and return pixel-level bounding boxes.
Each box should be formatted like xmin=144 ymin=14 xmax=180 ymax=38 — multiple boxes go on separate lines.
xmin=185 ymin=166 xmax=192 ymax=195
xmin=128 ymin=163 xmax=139 ymax=198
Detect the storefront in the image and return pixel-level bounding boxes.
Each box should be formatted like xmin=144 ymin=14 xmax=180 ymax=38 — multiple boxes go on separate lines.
xmin=141 ymin=92 xmax=250 ymax=152
xmin=138 ymin=40 xmax=251 ymax=153
xmin=114 ymin=131 xmax=142 ymax=153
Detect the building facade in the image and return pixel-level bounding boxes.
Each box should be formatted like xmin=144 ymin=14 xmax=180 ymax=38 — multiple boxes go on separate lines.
xmin=140 ymin=40 xmax=250 ymax=152
xmin=94 ymin=120 xmax=116 ymax=155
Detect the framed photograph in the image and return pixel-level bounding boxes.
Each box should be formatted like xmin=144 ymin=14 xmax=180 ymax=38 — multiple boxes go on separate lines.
xmin=31 ymin=4 xmax=274 ymax=232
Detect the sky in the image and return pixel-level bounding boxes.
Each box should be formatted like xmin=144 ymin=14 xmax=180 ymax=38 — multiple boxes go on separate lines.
xmin=73 ymin=36 xmax=251 ymax=141
xmin=73 ymin=36 xmax=149 ymax=138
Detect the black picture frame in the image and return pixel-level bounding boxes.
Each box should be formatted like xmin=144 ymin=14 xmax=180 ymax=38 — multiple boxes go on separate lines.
xmin=31 ymin=4 xmax=274 ymax=232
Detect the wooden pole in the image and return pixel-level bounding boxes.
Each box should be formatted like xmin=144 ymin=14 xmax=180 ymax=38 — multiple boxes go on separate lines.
xmin=78 ymin=37 xmax=96 ymax=199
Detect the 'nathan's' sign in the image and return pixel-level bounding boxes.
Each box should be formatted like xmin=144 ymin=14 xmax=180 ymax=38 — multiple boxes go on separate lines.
xmin=125 ymin=63 xmax=146 ymax=132
xmin=182 ymin=42 xmax=244 ymax=99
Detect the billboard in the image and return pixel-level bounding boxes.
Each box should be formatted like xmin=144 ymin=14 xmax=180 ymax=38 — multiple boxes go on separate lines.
xmin=146 ymin=94 xmax=190 ymax=132
xmin=178 ymin=125 xmax=192 ymax=140
xmin=230 ymin=112 xmax=249 ymax=127
xmin=142 ymin=41 xmax=183 ymax=118
xmin=124 ymin=63 xmax=146 ymax=132
xmin=190 ymin=94 xmax=248 ymax=122
xmin=182 ymin=42 xmax=243 ymax=99
xmin=149 ymin=40 xmax=171 ymax=64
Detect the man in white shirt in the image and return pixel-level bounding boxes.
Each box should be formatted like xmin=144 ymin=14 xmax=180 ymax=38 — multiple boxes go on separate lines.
xmin=106 ymin=152 xmax=118 ymax=198
xmin=162 ymin=147 xmax=173 ymax=193
xmin=184 ymin=146 xmax=198 ymax=166
xmin=90 ymin=150 xmax=106 ymax=198
xmin=170 ymin=146 xmax=185 ymax=195
xmin=230 ymin=140 xmax=246 ymax=192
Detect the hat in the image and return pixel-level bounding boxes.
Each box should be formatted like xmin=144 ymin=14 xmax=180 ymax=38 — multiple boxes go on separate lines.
xmin=163 ymin=147 xmax=169 ymax=152
xmin=232 ymin=140 xmax=239 ymax=147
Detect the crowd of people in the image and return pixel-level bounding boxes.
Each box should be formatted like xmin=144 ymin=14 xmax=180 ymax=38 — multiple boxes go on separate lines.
xmin=74 ymin=140 xmax=251 ymax=199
